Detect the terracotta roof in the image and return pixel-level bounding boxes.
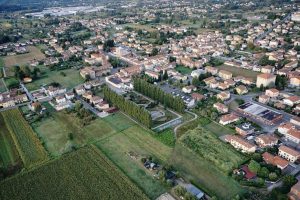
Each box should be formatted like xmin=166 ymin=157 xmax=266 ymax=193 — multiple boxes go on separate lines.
xmin=279 ymin=146 xmax=300 ymax=157
xmin=257 ymin=73 xmax=276 ymax=80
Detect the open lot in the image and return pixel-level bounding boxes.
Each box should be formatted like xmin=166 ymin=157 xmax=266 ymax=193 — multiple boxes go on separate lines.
xmin=3 ymin=46 xmax=45 ymax=68
xmin=203 ymin=121 xmax=235 ymax=137
xmin=1 ymin=109 xmax=48 ymax=168
xmin=169 ymin=144 xmax=246 ymax=200
xmin=217 ymin=64 xmax=260 ymax=80
xmin=0 ymin=146 xmax=148 ymax=200
xmin=0 ymin=79 xmax=7 ymax=92
xmin=25 ymin=67 xmax=84 ymax=91
xmin=96 ymin=125 xmax=172 ymax=199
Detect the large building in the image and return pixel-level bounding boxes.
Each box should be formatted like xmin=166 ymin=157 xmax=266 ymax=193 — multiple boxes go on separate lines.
xmin=237 ymin=102 xmax=282 ymax=125
xmin=256 ymin=73 xmax=276 ymax=88
xmin=278 ymin=146 xmax=300 ymax=163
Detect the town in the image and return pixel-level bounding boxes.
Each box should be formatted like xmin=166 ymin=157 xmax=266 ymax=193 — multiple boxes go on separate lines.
xmin=0 ymin=0 xmax=300 ymax=200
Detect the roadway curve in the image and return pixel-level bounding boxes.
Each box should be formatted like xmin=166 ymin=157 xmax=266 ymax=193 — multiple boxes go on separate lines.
xmin=174 ymin=110 xmax=198 ymax=138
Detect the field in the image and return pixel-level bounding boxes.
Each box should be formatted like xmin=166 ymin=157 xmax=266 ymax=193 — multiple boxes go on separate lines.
xmin=217 ymin=64 xmax=260 ymax=80
xmin=153 ymin=129 xmax=176 ymax=147
xmin=1 ymin=109 xmax=48 ymax=168
xmin=0 ymin=114 xmax=21 ymax=170
xmin=96 ymin=125 xmax=172 ymax=199
xmin=3 ymin=46 xmax=45 ymax=68
xmin=203 ymin=121 xmax=235 ymax=137
xmin=180 ymin=127 xmax=246 ymax=173
xmin=25 ymin=66 xmax=84 ymax=91
xmin=169 ymin=144 xmax=246 ymax=199
xmin=175 ymin=65 xmax=193 ymax=75
xmin=32 ymin=110 xmax=119 ymax=157
xmin=0 ymin=146 xmax=148 ymax=200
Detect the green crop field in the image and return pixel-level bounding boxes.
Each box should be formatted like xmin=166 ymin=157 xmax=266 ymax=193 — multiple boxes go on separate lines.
xmin=180 ymin=127 xmax=246 ymax=174
xmin=0 ymin=146 xmax=148 ymax=200
xmin=1 ymin=109 xmax=48 ymax=168
xmin=25 ymin=67 xmax=84 ymax=91
xmin=169 ymin=144 xmax=246 ymax=200
xmin=0 ymin=114 xmax=21 ymax=170
xmin=217 ymin=64 xmax=260 ymax=80
xmin=96 ymin=125 xmax=172 ymax=199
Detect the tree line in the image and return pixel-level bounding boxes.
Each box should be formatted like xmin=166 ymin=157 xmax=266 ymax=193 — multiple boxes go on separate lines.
xmin=103 ymin=86 xmax=152 ymax=128
xmin=133 ymin=78 xmax=185 ymax=113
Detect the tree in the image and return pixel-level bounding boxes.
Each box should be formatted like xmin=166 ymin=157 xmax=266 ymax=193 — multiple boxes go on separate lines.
xmin=184 ymin=192 xmax=196 ymax=200
xmin=163 ymin=71 xmax=168 ymax=80
xmin=74 ymin=101 xmax=82 ymax=112
xmin=282 ymin=175 xmax=297 ymax=193
xmin=151 ymin=48 xmax=159 ymax=56
xmin=258 ymin=167 xmax=269 ymax=178
xmin=248 ymin=160 xmax=261 ymax=173
xmin=103 ymin=39 xmax=115 ymax=52
xmin=269 ymin=172 xmax=278 ymax=181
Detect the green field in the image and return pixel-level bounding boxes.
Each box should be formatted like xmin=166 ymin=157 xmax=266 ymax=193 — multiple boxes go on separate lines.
xmin=180 ymin=127 xmax=246 ymax=174
xmin=0 ymin=79 xmax=6 ymax=92
xmin=169 ymin=144 xmax=246 ymax=200
xmin=217 ymin=64 xmax=260 ymax=80
xmin=25 ymin=67 xmax=84 ymax=91
xmin=175 ymin=65 xmax=193 ymax=75
xmin=203 ymin=121 xmax=235 ymax=137
xmin=1 ymin=109 xmax=48 ymax=168
xmin=0 ymin=146 xmax=148 ymax=200
xmin=96 ymin=125 xmax=172 ymax=199
xmin=0 ymin=114 xmax=21 ymax=170
xmin=32 ymin=110 xmax=118 ymax=157
xmin=153 ymin=129 xmax=176 ymax=147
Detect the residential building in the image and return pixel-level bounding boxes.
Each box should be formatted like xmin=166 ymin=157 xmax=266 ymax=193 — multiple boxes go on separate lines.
xmin=283 ymin=96 xmax=300 ymax=107
xmin=217 ymin=91 xmax=231 ymax=101
xmin=218 ymin=70 xmax=232 ymax=80
xmin=288 ymin=182 xmax=300 ymax=200
xmin=265 ymin=88 xmax=280 ymax=98
xmin=262 ymin=152 xmax=289 ymax=170
xmin=255 ymin=135 xmax=278 ymax=148
xmin=256 ymin=73 xmax=276 ymax=87
xmin=278 ymin=146 xmax=300 ymax=163
xmin=235 ymin=85 xmax=248 ymax=95
xmin=235 ymin=123 xmax=255 ymax=137
xmin=219 ymin=113 xmax=240 ymax=125
xmin=258 ymin=95 xmax=270 ymax=104
xmin=224 ymin=135 xmax=256 ymax=153
xmin=213 ymin=102 xmax=228 ymax=114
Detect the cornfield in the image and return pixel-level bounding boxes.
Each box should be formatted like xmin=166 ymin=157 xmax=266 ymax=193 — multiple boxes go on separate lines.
xmin=1 ymin=109 xmax=48 ymax=168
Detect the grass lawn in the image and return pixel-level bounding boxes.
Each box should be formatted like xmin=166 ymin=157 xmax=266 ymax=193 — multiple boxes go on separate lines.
xmin=3 ymin=46 xmax=45 ymax=69
xmin=175 ymin=65 xmax=193 ymax=75
xmin=0 ymin=146 xmax=148 ymax=200
xmin=25 ymin=67 xmax=84 ymax=91
xmin=217 ymin=64 xmax=260 ymax=80
xmin=102 ymin=112 xmax=136 ymax=132
xmin=32 ymin=111 xmax=117 ymax=157
xmin=203 ymin=121 xmax=235 ymax=137
xmin=169 ymin=144 xmax=246 ymax=200
xmin=0 ymin=114 xmax=21 ymax=169
xmin=125 ymin=23 xmax=156 ymax=32
xmin=153 ymin=129 xmax=176 ymax=147
xmin=96 ymin=125 xmax=172 ymax=199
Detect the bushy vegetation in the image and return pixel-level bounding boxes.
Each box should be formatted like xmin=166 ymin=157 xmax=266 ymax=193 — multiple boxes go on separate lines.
xmin=103 ymin=86 xmax=152 ymax=128
xmin=1 ymin=109 xmax=48 ymax=168
xmin=153 ymin=129 xmax=176 ymax=147
xmin=0 ymin=146 xmax=148 ymax=200
xmin=180 ymin=127 xmax=246 ymax=174
xmin=133 ymin=78 xmax=185 ymax=113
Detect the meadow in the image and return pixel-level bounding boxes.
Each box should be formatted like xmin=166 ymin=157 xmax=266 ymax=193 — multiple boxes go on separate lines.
xmin=0 ymin=146 xmax=148 ymax=200
xmin=169 ymin=144 xmax=246 ymax=200
xmin=1 ymin=109 xmax=48 ymax=168
xmin=180 ymin=127 xmax=246 ymax=174
xmin=25 ymin=67 xmax=84 ymax=91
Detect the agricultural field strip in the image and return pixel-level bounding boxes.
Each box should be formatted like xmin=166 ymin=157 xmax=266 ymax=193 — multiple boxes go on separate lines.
xmin=1 ymin=109 xmax=48 ymax=168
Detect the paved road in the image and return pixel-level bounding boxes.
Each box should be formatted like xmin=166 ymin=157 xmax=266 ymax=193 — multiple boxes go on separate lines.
xmin=174 ymin=110 xmax=198 ymax=138
xmin=254 ymin=13 xmax=292 ymax=43
xmin=20 ymin=83 xmax=34 ymax=102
